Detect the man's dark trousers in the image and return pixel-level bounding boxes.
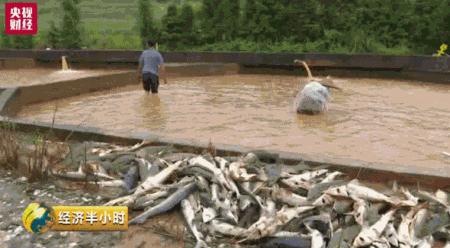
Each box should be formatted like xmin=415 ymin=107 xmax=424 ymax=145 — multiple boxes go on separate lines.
xmin=142 ymin=72 xmax=159 ymax=93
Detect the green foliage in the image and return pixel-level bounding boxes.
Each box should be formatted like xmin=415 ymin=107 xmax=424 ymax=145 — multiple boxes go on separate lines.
xmin=60 ymin=0 xmax=82 ymax=49
xmin=138 ymin=0 xmax=158 ymax=48
xmin=12 ymin=36 xmax=33 ymax=49
xmin=161 ymin=4 xmax=183 ymax=50
xmin=47 ymin=21 xmax=61 ymax=48
xmin=0 ymin=0 xmax=447 ymax=54
xmin=179 ymin=4 xmax=196 ymax=46
xmin=45 ymin=0 xmax=82 ymax=48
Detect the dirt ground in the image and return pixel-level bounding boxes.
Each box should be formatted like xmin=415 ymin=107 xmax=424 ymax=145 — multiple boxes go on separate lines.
xmin=0 ymin=169 xmax=190 ymax=248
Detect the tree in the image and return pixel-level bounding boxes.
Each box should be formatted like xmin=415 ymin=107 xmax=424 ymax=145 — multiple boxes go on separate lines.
xmin=138 ymin=0 xmax=158 ymax=48
xmin=1 ymin=33 xmax=12 ymax=49
xmin=179 ymin=4 xmax=196 ymax=46
xmin=161 ymin=4 xmax=183 ymax=50
xmin=215 ymin=0 xmax=240 ymax=41
xmin=241 ymin=0 xmax=257 ymax=39
xmin=47 ymin=21 xmax=61 ymax=48
xmin=199 ymin=0 xmax=221 ymax=42
xmin=12 ymin=36 xmax=33 ymax=49
xmin=60 ymin=0 xmax=82 ymax=49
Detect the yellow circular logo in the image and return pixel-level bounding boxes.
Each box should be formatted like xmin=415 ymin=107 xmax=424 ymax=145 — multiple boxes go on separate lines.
xmin=22 ymin=203 xmax=55 ymax=234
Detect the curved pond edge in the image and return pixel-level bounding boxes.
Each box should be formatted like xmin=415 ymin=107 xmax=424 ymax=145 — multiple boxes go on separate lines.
xmin=0 ymin=51 xmax=448 ymax=189
xmin=0 ymin=116 xmax=448 ymax=190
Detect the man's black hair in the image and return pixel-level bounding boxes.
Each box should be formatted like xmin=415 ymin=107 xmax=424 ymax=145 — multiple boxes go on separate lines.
xmin=147 ymin=40 xmax=156 ymax=47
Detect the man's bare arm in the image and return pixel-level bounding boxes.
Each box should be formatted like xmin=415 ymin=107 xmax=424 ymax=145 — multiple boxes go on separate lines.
xmin=137 ymin=55 xmax=143 ymax=83
xmin=160 ymin=64 xmax=168 ymax=84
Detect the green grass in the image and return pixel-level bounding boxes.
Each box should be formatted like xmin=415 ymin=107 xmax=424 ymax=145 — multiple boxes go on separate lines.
xmin=0 ymin=0 xmax=202 ymax=49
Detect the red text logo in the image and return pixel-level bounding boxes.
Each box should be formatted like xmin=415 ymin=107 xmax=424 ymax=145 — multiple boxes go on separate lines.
xmin=4 ymin=2 xmax=38 ymax=35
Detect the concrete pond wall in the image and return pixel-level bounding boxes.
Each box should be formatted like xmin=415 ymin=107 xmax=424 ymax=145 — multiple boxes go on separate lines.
xmin=0 ymin=50 xmax=449 ymax=189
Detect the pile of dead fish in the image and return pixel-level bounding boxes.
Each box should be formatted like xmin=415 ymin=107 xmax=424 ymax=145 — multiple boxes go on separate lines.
xmin=51 ymin=141 xmax=450 ymax=248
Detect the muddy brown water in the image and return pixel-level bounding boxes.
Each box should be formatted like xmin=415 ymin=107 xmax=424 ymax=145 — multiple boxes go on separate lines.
xmin=0 ymin=69 xmax=124 ymax=87
xmin=17 ymin=74 xmax=450 ymax=171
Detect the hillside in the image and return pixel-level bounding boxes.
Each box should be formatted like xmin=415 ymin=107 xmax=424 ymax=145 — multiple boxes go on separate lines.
xmin=0 ymin=0 xmax=202 ymax=49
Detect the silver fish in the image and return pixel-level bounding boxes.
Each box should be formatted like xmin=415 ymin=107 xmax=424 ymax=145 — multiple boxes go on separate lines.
xmin=189 ymin=156 xmax=231 ymax=189
xmin=383 ymin=222 xmax=398 ymax=247
xmin=282 ymin=169 xmax=328 ymax=189
xmin=211 ymin=184 xmax=238 ymax=223
xmin=105 ymin=160 xmax=183 ymax=206
xmin=209 ymin=220 xmax=247 ymax=237
xmin=271 ymin=185 xmax=309 ymax=207
xmin=313 ymin=194 xmax=334 ymax=207
xmin=181 ymin=196 xmax=207 ymax=248
xmin=134 ymin=190 xmax=169 ymax=210
xmin=322 ymin=171 xmax=344 ymax=183
xmin=306 ymin=225 xmax=325 ymax=248
xmin=353 ymin=199 xmax=369 ymax=226
xmin=369 ymin=237 xmax=391 ymax=248
xmin=129 ymin=182 xmax=197 ymax=224
xmin=353 ymin=210 xmax=396 ymax=247
xmin=411 ymin=208 xmax=429 ymax=240
xmin=202 ymin=207 xmax=217 ymax=223
xmin=135 ymin=158 xmax=159 ymax=181
xmin=326 ymin=181 xmax=393 ymax=203
xmin=415 ymin=236 xmax=433 ymax=248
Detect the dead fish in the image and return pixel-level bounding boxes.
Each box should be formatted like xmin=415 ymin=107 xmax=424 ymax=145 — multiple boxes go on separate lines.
xmin=242 ymin=199 xmax=278 ymax=241
xmin=328 ymin=225 xmax=361 ymax=248
xmin=211 ymin=184 xmax=238 ymax=224
xmin=332 ymin=199 xmax=353 ymax=215
xmin=307 ymin=180 xmax=347 ymax=201
xmin=162 ymin=152 xmax=196 ymax=163
xmin=313 ymin=194 xmax=334 ymax=207
xmin=201 ymin=207 xmax=217 ymax=223
xmin=305 ymin=225 xmax=325 ymax=248
xmin=239 ymin=195 xmax=254 ymax=211
xmin=229 ymin=161 xmax=257 ymax=181
xmin=189 ymin=156 xmax=231 ymax=190
xmin=282 ymin=169 xmax=328 ymax=189
xmin=246 ymin=205 xmax=315 ymax=242
xmin=399 ymin=187 xmax=418 ymax=207
xmin=411 ymin=208 xmax=429 ymax=239
xmin=415 ymin=190 xmax=448 ymax=207
xmin=271 ymin=185 xmax=309 ymax=207
xmin=353 ymin=210 xmax=396 ymax=247
xmin=135 ymin=158 xmax=159 ymax=181
xmin=122 ymin=165 xmax=140 ymax=191
xmin=383 ymin=222 xmax=398 ymax=247
xmin=105 ymin=160 xmax=184 ymax=207
xmin=303 ymin=213 xmax=334 ymax=235
xmin=180 ymin=166 xmax=216 ymax=183
xmin=195 ymin=176 xmax=211 ymax=195
xmin=209 ymin=220 xmax=247 ymax=237
xmin=321 ymin=171 xmax=344 ymax=183
xmin=55 ymin=164 xmax=116 ymax=181
xmin=129 ymin=182 xmax=197 ymax=224
xmin=134 ymin=190 xmax=169 ymax=210
xmin=369 ymin=237 xmax=391 ymax=248
xmin=398 ymin=209 xmax=415 ymax=248
xmin=181 ymin=196 xmax=207 ymax=248
xmin=326 ymin=181 xmax=393 ymax=203
xmin=262 ymin=236 xmax=311 ymax=248
xmin=415 ymin=236 xmax=434 ymax=248
xmin=353 ymin=199 xmax=369 ymax=226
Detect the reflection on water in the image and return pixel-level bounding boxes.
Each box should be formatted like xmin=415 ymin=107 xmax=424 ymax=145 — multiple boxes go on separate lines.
xmin=0 ymin=69 xmax=124 ymax=87
xmin=18 ymin=74 xmax=450 ymax=169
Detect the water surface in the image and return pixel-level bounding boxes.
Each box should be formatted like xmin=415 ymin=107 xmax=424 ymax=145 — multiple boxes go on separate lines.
xmin=18 ymin=74 xmax=450 ymax=170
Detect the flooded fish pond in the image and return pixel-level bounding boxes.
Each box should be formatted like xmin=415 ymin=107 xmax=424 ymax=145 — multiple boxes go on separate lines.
xmin=18 ymin=74 xmax=450 ymax=171
xmin=0 ymin=69 xmax=125 ymax=87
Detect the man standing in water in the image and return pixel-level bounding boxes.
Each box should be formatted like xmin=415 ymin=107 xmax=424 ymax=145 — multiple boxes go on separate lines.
xmin=138 ymin=40 xmax=167 ymax=94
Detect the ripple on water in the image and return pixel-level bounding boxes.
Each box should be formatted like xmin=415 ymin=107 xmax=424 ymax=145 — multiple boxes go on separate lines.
xmin=18 ymin=74 xmax=450 ymax=170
